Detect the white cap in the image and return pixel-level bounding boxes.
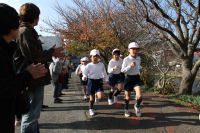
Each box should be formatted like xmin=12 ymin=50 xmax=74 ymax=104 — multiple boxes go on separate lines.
xmin=90 ymin=49 xmax=100 ymax=56
xmin=128 ymin=42 xmax=139 ymax=49
xmin=81 ymin=57 xmax=89 ymax=62
xmin=112 ymin=48 xmax=120 ymax=54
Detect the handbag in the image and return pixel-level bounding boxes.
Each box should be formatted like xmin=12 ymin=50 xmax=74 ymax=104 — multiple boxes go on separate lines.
xmin=15 ymin=88 xmax=30 ymax=114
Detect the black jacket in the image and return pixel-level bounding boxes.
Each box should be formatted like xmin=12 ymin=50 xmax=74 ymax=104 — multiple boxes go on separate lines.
xmin=0 ymin=37 xmax=33 ymax=133
xmin=0 ymin=37 xmax=32 ymax=99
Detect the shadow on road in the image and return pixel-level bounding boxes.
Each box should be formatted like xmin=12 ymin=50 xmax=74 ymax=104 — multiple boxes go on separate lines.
xmin=39 ymin=110 xmax=199 ymax=130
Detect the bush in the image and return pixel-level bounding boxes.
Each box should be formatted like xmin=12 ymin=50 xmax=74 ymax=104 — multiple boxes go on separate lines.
xmin=141 ymin=85 xmax=155 ymax=92
xmin=161 ymin=78 xmax=177 ymax=95
xmin=140 ymin=68 xmax=155 ymax=87
xmin=178 ymin=95 xmax=200 ymax=106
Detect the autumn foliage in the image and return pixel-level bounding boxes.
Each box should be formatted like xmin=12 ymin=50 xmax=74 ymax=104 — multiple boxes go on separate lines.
xmin=45 ymin=0 xmax=149 ymax=64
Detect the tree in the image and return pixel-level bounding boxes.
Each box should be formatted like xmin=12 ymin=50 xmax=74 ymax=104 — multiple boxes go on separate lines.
xmin=44 ymin=0 xmax=152 ymax=65
xmin=120 ymin=0 xmax=200 ymax=94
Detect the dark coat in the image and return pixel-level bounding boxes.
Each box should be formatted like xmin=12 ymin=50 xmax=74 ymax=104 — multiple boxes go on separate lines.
xmin=0 ymin=37 xmax=32 ymax=133
xmin=14 ymin=25 xmax=54 ymax=89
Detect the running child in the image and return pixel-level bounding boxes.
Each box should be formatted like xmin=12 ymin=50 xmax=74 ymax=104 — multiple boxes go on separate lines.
xmin=107 ymin=48 xmax=124 ymax=105
xmin=82 ymin=49 xmax=109 ymax=116
xmin=121 ymin=42 xmax=143 ymax=117
xmin=75 ymin=57 xmax=89 ymax=100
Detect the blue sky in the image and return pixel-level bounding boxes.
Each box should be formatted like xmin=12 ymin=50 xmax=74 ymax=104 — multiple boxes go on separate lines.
xmin=0 ymin=0 xmax=75 ymax=36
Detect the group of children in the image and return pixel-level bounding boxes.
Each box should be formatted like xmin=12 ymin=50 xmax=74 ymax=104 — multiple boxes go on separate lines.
xmin=75 ymin=42 xmax=143 ymax=117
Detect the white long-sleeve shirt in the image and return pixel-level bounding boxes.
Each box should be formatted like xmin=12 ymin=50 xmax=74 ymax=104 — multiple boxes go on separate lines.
xmin=82 ymin=62 xmax=109 ymax=81
xmin=75 ymin=64 xmax=81 ymax=75
xmin=107 ymin=58 xmax=123 ymax=74
xmin=80 ymin=65 xmax=86 ymax=73
xmin=75 ymin=64 xmax=87 ymax=75
xmin=121 ymin=54 xmax=141 ymax=75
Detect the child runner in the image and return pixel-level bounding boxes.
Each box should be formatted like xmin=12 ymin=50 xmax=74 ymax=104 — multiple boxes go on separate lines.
xmin=75 ymin=57 xmax=89 ymax=100
xmin=82 ymin=49 xmax=109 ymax=116
xmin=107 ymin=48 xmax=124 ymax=105
xmin=121 ymin=42 xmax=142 ymax=117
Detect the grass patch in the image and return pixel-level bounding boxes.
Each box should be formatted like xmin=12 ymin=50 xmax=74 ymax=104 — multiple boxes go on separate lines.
xmin=160 ymin=95 xmax=200 ymax=111
xmin=178 ymin=95 xmax=200 ymax=106
xmin=141 ymin=84 xmax=200 ymax=111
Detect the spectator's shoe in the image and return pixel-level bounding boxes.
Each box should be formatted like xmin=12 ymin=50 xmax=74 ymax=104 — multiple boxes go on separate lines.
xmin=124 ymin=109 xmax=130 ymax=117
xmin=108 ymin=99 xmax=113 ymax=105
xmin=134 ymin=105 xmax=141 ymax=117
xmin=57 ymin=97 xmax=63 ymax=101
xmin=42 ymin=105 xmax=49 ymax=108
xmin=95 ymin=94 xmax=99 ymax=104
xmin=54 ymin=98 xmax=63 ymax=103
xmin=89 ymin=109 xmax=95 ymax=116
xmin=114 ymin=96 xmax=118 ymax=103
xmin=15 ymin=120 xmax=21 ymax=126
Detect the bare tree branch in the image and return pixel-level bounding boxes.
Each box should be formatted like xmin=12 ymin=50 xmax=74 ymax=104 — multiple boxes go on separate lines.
xmin=189 ymin=5 xmax=199 ymax=45
xmin=149 ymin=0 xmax=175 ymax=24
xmin=192 ymin=58 xmax=200 ymax=75
xmin=185 ymin=0 xmax=195 ymax=10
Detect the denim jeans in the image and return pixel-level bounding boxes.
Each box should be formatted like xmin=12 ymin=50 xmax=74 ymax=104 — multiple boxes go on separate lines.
xmin=21 ymin=86 xmax=44 ymax=133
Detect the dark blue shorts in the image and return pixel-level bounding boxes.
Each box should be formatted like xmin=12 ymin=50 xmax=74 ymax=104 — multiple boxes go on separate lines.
xmin=79 ymin=74 xmax=88 ymax=86
xmin=120 ymin=73 xmax=125 ymax=82
xmin=109 ymin=73 xmax=124 ymax=87
xmin=87 ymin=78 xmax=104 ymax=95
xmin=124 ymin=75 xmax=141 ymax=91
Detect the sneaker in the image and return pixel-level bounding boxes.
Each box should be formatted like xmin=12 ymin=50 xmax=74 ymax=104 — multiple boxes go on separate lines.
xmin=15 ymin=120 xmax=21 ymax=126
xmin=95 ymin=94 xmax=99 ymax=103
xmin=134 ymin=105 xmax=141 ymax=117
xmin=108 ymin=99 xmax=113 ymax=105
xmin=114 ymin=96 xmax=118 ymax=103
xmin=83 ymin=95 xmax=87 ymax=100
xmin=54 ymin=98 xmax=63 ymax=103
xmin=124 ymin=109 xmax=130 ymax=117
xmin=55 ymin=97 xmax=63 ymax=101
xmin=42 ymin=105 xmax=49 ymax=108
xmin=89 ymin=109 xmax=95 ymax=116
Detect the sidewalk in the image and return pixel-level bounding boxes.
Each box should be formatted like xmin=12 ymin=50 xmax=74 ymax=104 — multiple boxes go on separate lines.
xmin=15 ymin=73 xmax=200 ymax=133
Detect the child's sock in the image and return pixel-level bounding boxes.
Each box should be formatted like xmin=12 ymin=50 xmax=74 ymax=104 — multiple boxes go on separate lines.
xmin=89 ymin=100 xmax=94 ymax=109
xmin=124 ymin=99 xmax=129 ymax=110
xmin=114 ymin=89 xmax=121 ymax=96
xmin=108 ymin=91 xmax=114 ymax=99
xmin=136 ymin=98 xmax=143 ymax=108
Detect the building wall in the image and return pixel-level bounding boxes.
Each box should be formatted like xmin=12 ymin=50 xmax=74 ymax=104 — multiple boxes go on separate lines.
xmin=39 ymin=36 xmax=62 ymax=50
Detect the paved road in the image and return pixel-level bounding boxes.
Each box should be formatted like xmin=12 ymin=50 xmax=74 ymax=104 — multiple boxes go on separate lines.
xmin=16 ymin=73 xmax=200 ymax=133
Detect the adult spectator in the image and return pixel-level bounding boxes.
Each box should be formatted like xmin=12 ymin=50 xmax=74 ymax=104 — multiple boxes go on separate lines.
xmin=0 ymin=3 xmax=47 ymax=133
xmin=49 ymin=57 xmax=64 ymax=103
xmin=14 ymin=3 xmax=65 ymax=133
